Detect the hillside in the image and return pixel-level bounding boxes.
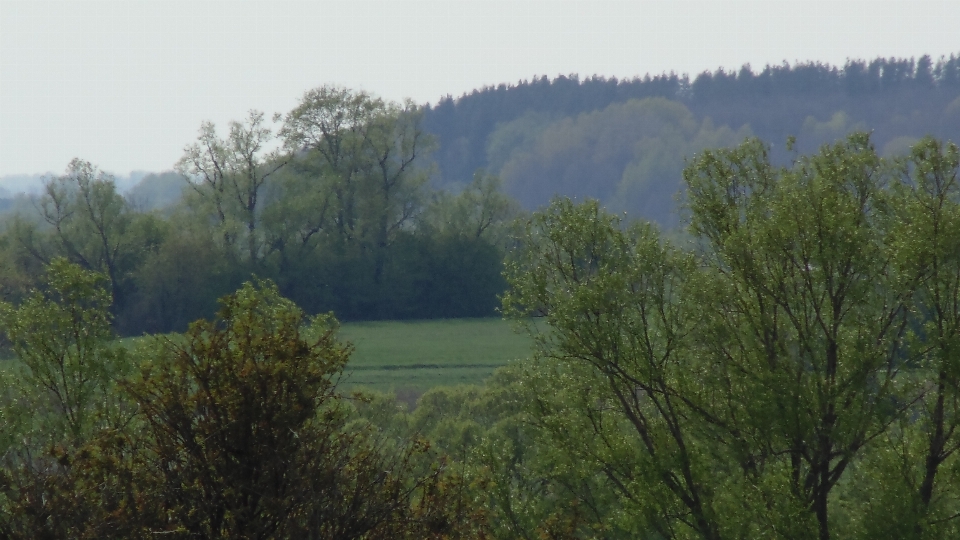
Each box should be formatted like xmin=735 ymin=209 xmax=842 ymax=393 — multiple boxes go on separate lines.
xmin=423 ymin=54 xmax=960 ymax=225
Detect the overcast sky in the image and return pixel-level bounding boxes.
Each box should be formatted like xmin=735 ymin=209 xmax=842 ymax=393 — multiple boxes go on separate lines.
xmin=0 ymin=0 xmax=957 ymax=178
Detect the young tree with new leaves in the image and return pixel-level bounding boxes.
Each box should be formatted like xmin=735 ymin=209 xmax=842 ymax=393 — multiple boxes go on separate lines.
xmin=502 ymin=134 xmax=942 ymax=539
xmin=0 ymin=258 xmax=128 ymax=447
xmin=502 ymin=199 xmax=724 ymax=538
xmin=686 ymin=134 xmax=917 ymax=539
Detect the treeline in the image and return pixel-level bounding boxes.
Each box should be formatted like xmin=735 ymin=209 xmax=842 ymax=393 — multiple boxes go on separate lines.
xmin=425 ymin=54 xmax=960 ymax=223
xmin=5 ymin=54 xmax=960 ymax=332
xmin=0 ymin=88 xmax=518 ymax=335
xmin=5 ymin=134 xmax=960 ymax=538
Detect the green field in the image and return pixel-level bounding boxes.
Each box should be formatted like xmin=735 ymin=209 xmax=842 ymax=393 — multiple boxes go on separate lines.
xmin=1 ymin=318 xmax=535 ymax=401
xmin=337 ymin=318 xmax=534 ymax=395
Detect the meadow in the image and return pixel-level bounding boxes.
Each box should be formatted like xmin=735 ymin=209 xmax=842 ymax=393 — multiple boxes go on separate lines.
xmin=1 ymin=318 xmax=534 ymax=408
xmin=337 ymin=317 xmax=534 ymax=397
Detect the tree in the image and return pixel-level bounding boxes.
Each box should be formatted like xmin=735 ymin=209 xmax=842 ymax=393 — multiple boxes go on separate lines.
xmin=279 ymin=86 xmax=431 ymax=286
xmin=5 ymin=159 xmax=170 ymax=325
xmin=684 ymin=134 xmax=912 ymax=539
xmin=863 ymin=136 xmax=960 ymax=536
xmin=22 ymin=160 xmax=134 ymax=307
xmin=0 ymin=277 xmax=487 ymax=538
xmin=123 ymin=280 xmax=481 ymax=538
xmin=502 ymin=199 xmax=722 ymax=538
xmin=122 ymin=280 xmax=351 ymax=537
xmin=176 ymin=110 xmax=287 ymax=264
xmin=0 ymin=258 xmax=128 ymax=447
xmin=0 ymin=260 xmax=138 ymax=540
xmin=399 ymin=371 xmax=623 ymax=539
xmin=423 ymin=170 xmax=519 ymax=245
xmin=500 ymin=134 xmax=928 ymax=539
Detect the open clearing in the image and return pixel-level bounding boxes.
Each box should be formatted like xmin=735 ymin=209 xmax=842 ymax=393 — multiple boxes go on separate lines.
xmin=338 ymin=318 xmax=534 ymax=394
xmin=1 ymin=318 xmax=535 ymax=400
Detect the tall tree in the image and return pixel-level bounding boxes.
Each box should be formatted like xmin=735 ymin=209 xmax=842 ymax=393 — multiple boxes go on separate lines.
xmin=502 ymin=199 xmax=723 ymax=539
xmin=684 ymin=134 xmax=911 ymax=539
xmin=176 ymin=110 xmax=286 ymax=264
xmin=501 ymin=133 xmax=924 ymax=539
xmin=878 ymin=137 xmax=960 ymax=535
xmin=280 ymin=86 xmax=431 ymax=284
xmin=0 ymin=259 xmax=128 ymax=447
xmin=24 ymin=160 xmax=133 ymax=305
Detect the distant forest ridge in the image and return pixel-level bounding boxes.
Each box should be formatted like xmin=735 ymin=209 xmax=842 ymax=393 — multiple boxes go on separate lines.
xmin=4 ymin=54 xmax=959 ymax=227
xmin=424 ymin=53 xmax=960 ymax=224
xmin=2 ymin=54 xmax=960 ymax=334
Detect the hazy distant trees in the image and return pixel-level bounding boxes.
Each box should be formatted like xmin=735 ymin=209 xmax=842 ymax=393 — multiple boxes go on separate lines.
xmin=6 ymin=160 xmax=168 ymax=320
xmin=4 ymin=52 xmax=960 ymax=331
xmin=0 ymin=86 xmax=516 ymax=334
xmin=489 ymin=98 xmax=750 ymax=222
xmin=424 ymin=54 xmax=960 ymax=224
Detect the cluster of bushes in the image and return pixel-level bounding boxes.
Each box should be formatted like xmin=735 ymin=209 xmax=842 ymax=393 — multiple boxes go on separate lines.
xmin=0 ymin=265 xmax=485 ymax=538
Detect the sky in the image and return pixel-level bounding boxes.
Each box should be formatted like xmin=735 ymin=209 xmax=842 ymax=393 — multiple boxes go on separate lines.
xmin=0 ymin=0 xmax=958 ymax=180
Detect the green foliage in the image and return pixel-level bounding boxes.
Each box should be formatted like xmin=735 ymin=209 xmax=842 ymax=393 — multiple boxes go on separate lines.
xmin=0 ymin=260 xmax=139 ymax=538
xmin=486 ymin=134 xmax=960 ymax=538
xmin=423 ymin=170 xmax=521 ymax=247
xmin=120 ymin=218 xmax=241 ymax=334
xmin=277 ymin=85 xmax=430 ymax=264
xmin=0 ymin=86 xmax=518 ymax=334
xmin=124 ymin=280 xmax=351 ymax=537
xmin=358 ymin=369 xmax=617 ymax=540
xmin=0 ymin=258 xmax=129 ymax=446
xmin=493 ymin=98 xmax=751 ymax=223
xmin=125 ymin=171 xmax=187 ymax=211
xmin=684 ymin=133 xmax=910 ymax=539
xmin=874 ymin=136 xmax=960 ymax=537
xmin=0 ymin=274 xmax=489 ymax=538
xmin=426 ymin=55 xmax=960 ymax=224
xmin=10 ymin=72 xmax=960 ymax=537
xmin=177 ymin=110 xmax=288 ymax=266
xmin=503 ymin=198 xmax=725 ymax=538
xmin=795 ymin=111 xmax=868 ymax=154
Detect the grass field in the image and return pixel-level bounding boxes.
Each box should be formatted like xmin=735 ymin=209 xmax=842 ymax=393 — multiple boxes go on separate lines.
xmin=337 ymin=318 xmax=534 ymax=395
xmin=1 ymin=318 xmax=535 ymax=403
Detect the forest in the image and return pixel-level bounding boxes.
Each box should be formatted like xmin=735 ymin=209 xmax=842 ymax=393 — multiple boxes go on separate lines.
xmin=0 ymin=88 xmax=518 ymax=335
xmin=1 ymin=54 xmax=960 ymax=538
xmin=2 ymin=54 xmax=960 ymax=334
xmin=425 ymin=54 xmax=960 ymax=224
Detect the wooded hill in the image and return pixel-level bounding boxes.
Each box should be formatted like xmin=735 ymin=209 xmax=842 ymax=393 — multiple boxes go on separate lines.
xmin=2 ymin=54 xmax=959 ymax=335
xmin=424 ymin=54 xmax=960 ymax=224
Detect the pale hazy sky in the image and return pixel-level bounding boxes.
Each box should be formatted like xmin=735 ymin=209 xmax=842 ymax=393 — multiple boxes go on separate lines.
xmin=0 ymin=0 xmax=957 ymax=177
